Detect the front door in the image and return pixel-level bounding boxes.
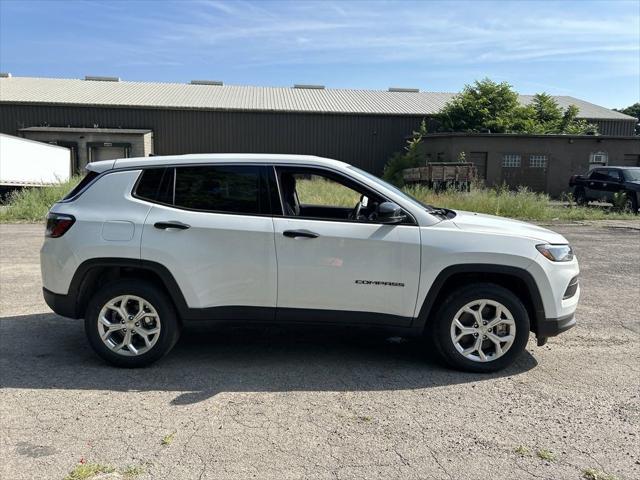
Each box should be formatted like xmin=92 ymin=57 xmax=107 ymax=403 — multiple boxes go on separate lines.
xmin=272 ymin=167 xmax=421 ymax=326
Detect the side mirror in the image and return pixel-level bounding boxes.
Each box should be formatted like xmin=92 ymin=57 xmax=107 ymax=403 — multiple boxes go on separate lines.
xmin=377 ymin=202 xmax=406 ymax=224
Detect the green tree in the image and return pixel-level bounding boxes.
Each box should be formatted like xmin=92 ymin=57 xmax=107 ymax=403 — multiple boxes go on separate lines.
xmin=614 ymin=103 xmax=640 ymax=134
xmin=438 ymin=79 xmax=597 ymax=135
xmin=440 ymin=79 xmax=523 ymax=133
xmin=382 ymin=119 xmax=427 ymax=185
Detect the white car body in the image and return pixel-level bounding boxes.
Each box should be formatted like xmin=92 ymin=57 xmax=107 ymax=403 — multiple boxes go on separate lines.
xmin=40 ymin=154 xmax=579 ymax=369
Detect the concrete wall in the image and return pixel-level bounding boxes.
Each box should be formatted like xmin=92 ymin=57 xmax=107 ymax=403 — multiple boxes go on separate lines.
xmin=420 ymin=134 xmax=640 ymax=197
xmin=19 ymin=129 xmax=153 ymax=172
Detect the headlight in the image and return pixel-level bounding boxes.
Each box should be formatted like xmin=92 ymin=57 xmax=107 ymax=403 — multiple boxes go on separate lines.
xmin=536 ymin=244 xmax=574 ymax=262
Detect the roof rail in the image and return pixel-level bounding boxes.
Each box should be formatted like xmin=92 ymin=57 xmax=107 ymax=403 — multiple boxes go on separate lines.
xmin=293 ymin=84 xmax=325 ymax=90
xmin=84 ymin=75 xmax=120 ymax=82
xmin=190 ymin=80 xmax=223 ymax=86
xmin=388 ymin=87 xmax=420 ymax=92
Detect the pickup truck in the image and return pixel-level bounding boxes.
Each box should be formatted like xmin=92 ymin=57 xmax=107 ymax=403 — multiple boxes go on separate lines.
xmin=569 ymin=166 xmax=640 ymax=213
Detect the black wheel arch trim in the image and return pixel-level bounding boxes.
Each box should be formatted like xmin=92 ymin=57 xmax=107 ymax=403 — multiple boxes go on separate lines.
xmin=414 ymin=263 xmax=546 ymax=333
xmin=59 ymin=258 xmax=193 ymax=320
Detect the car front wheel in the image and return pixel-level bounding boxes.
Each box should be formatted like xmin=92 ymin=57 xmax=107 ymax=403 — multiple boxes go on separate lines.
xmin=84 ymin=280 xmax=181 ymax=367
xmin=430 ymin=283 xmax=530 ymax=372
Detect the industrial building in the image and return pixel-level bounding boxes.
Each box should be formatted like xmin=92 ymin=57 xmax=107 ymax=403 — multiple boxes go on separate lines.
xmin=0 ymin=75 xmax=638 ymax=196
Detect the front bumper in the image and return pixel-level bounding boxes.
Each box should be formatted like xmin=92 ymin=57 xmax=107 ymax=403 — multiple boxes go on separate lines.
xmin=535 ymin=313 xmax=576 ymax=345
xmin=43 ymin=287 xmax=79 ymax=319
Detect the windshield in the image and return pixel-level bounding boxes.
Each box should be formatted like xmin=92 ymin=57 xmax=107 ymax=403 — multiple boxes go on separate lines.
xmin=623 ymin=169 xmax=640 ymax=181
xmin=347 ymin=166 xmax=437 ymax=211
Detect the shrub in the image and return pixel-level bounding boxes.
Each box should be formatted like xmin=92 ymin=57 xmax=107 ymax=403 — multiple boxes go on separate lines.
xmin=0 ymin=176 xmax=81 ymax=222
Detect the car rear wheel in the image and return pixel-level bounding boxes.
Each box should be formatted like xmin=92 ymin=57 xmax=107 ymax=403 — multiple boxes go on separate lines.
xmin=85 ymin=280 xmax=180 ymax=367
xmin=623 ymin=192 xmax=638 ymax=214
xmin=430 ymin=283 xmax=530 ymax=372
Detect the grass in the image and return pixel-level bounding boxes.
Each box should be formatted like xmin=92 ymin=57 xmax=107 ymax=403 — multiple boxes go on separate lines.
xmin=0 ymin=176 xmax=636 ymax=223
xmin=582 ymin=468 xmax=620 ymax=480
xmin=161 ymin=432 xmax=175 ymax=446
xmin=0 ymin=176 xmax=81 ymax=223
xmin=404 ymin=184 xmax=638 ymax=221
xmin=514 ymin=445 xmax=530 ymax=456
xmin=536 ymin=448 xmax=557 ymax=462
xmin=64 ymin=463 xmax=115 ymax=480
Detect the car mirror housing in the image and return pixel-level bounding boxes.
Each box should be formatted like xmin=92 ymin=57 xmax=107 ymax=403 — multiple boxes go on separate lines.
xmin=377 ymin=201 xmax=406 ymax=224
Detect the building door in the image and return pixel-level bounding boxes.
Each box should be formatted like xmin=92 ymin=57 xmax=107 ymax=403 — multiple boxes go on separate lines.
xmin=87 ymin=142 xmax=131 ymax=164
xmin=525 ymin=155 xmax=548 ymax=192
xmin=622 ymin=154 xmax=640 ymax=167
xmin=500 ymin=154 xmax=526 ymax=189
xmin=469 ymin=152 xmax=487 ymax=182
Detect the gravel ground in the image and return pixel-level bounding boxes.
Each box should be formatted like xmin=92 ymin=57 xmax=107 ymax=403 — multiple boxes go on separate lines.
xmin=1 ymin=222 xmax=639 ymax=480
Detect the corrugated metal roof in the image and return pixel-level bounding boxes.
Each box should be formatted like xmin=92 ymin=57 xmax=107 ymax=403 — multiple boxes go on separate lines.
xmin=0 ymin=76 xmax=635 ymax=120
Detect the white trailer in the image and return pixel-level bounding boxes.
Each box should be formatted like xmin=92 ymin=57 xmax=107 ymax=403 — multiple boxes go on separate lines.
xmin=0 ymin=133 xmax=71 ymax=187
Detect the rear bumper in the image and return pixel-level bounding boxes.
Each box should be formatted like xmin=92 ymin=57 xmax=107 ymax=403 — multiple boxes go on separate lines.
xmin=43 ymin=287 xmax=79 ymax=319
xmin=536 ymin=313 xmax=576 ymax=345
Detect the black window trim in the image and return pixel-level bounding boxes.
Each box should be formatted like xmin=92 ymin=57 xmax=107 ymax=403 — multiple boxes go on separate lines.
xmin=131 ymin=163 xmax=276 ymax=218
xmin=271 ymin=164 xmax=418 ymax=226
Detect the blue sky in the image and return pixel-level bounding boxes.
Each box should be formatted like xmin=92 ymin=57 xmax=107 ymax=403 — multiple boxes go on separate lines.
xmin=1 ymin=0 xmax=638 ymax=108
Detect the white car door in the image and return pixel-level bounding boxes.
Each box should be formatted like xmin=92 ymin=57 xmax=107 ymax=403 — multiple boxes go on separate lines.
xmin=139 ymin=165 xmax=278 ymax=319
xmin=272 ymin=167 xmax=421 ymax=326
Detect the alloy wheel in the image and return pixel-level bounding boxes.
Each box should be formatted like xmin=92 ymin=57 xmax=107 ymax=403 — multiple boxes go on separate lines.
xmin=97 ymin=295 xmax=161 ymax=356
xmin=449 ymin=299 xmax=516 ymax=362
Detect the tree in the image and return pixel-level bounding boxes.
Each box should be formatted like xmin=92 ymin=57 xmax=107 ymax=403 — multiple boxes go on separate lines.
xmin=614 ymin=103 xmax=640 ymax=134
xmin=382 ymin=119 xmax=428 ymax=185
xmin=438 ymin=79 xmax=597 ymax=135
xmin=440 ymin=79 xmax=523 ymax=133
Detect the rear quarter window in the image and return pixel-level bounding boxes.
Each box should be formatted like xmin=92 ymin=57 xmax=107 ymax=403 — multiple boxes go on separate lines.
xmin=62 ymin=170 xmax=100 ymax=201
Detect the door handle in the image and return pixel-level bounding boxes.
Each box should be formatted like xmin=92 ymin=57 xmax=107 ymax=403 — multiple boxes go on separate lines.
xmin=283 ymin=229 xmax=318 ymax=239
xmin=154 ymin=221 xmax=190 ymax=230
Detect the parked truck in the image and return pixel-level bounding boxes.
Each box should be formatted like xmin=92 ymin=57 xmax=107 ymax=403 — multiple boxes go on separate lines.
xmin=0 ymin=133 xmax=71 ymax=199
xmin=569 ymin=166 xmax=640 ymax=213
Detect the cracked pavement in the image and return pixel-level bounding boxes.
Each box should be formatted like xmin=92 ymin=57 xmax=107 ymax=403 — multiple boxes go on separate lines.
xmin=1 ymin=223 xmax=639 ymax=479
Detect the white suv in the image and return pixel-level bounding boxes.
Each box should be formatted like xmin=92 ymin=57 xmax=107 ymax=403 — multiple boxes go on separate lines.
xmin=41 ymin=154 xmax=579 ymax=372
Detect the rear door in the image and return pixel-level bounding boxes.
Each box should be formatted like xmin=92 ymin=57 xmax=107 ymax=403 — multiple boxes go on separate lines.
xmin=139 ymin=164 xmax=278 ymax=319
xmin=585 ymin=169 xmax=608 ymax=201
xmin=271 ymin=166 xmax=421 ymax=326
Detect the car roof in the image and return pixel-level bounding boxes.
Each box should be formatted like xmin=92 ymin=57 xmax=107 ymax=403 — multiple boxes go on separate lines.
xmin=87 ymin=153 xmax=351 ymax=173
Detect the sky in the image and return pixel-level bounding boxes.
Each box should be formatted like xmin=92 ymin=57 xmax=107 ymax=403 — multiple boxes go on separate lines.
xmin=0 ymin=0 xmax=638 ymax=108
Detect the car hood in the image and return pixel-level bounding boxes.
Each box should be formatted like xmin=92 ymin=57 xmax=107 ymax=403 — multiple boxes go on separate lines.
xmin=451 ymin=210 xmax=568 ymax=244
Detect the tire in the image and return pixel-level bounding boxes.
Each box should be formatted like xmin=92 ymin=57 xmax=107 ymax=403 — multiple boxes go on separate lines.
xmin=623 ymin=191 xmax=638 ymax=214
xmin=84 ymin=279 xmax=181 ymax=367
xmin=429 ymin=283 xmax=530 ymax=373
xmin=574 ymin=188 xmax=587 ymax=206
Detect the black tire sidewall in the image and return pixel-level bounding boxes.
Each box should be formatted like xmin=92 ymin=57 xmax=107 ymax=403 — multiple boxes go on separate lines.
xmin=431 ymin=283 xmax=530 ymax=373
xmin=84 ymin=280 xmax=179 ymax=367
xmin=575 ymin=188 xmax=587 ymax=205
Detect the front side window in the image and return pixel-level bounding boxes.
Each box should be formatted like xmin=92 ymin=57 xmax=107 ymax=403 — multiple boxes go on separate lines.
xmin=607 ymin=170 xmax=622 ymax=182
xmin=502 ymin=154 xmax=521 ymax=168
xmin=529 ymin=155 xmax=547 ymax=168
xmin=276 ymin=167 xmax=387 ymax=222
xmin=174 ymin=165 xmax=265 ymax=214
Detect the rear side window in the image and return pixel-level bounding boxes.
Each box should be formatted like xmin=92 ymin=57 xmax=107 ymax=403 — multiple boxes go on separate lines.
xmin=135 ymin=168 xmax=174 ymax=204
xmin=174 ymin=165 xmax=265 ymax=214
xmin=62 ymin=170 xmax=99 ymax=201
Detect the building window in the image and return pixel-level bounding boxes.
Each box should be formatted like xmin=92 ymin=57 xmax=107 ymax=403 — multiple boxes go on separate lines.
xmin=502 ymin=154 xmax=521 ymax=168
xmin=590 ymin=151 xmax=608 ymax=165
xmin=529 ymin=155 xmax=547 ymax=168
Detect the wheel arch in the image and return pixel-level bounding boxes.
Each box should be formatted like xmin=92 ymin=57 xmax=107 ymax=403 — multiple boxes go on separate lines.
xmin=415 ymin=264 xmax=546 ymax=334
xmin=68 ymin=258 xmax=189 ymax=320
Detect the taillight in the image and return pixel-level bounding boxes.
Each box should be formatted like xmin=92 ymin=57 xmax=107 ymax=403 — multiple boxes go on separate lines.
xmin=45 ymin=213 xmax=75 ymax=238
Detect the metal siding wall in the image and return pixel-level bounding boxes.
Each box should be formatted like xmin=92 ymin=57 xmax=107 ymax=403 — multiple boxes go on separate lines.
xmin=0 ymin=104 xmax=423 ymax=174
